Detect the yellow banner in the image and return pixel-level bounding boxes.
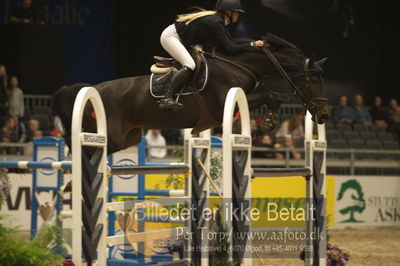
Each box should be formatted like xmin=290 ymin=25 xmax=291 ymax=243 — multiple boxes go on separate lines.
xmin=117 ymin=175 xmax=335 ymax=228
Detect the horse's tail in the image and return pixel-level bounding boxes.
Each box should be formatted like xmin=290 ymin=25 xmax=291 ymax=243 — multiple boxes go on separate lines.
xmin=53 ymin=83 xmax=91 ymax=148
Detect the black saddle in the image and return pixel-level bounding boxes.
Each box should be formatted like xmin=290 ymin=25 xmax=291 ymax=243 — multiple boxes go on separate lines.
xmin=149 ymin=53 xmax=209 ymax=98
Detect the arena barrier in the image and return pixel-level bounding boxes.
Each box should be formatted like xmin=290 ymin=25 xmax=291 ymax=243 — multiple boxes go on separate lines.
xmin=0 ymin=86 xmax=327 ymax=266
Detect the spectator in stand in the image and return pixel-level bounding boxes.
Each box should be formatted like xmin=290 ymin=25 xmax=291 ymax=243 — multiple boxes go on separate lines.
xmin=250 ymin=116 xmax=260 ymax=145
xmin=11 ymin=115 xmax=26 ymax=143
xmin=275 ymin=134 xmax=302 ymax=160
xmin=9 ymin=0 xmax=42 ymax=24
xmin=11 ymin=115 xmax=26 ymax=155
xmin=145 ymin=129 xmax=167 ymax=159
xmin=331 ymin=95 xmax=355 ymax=124
xmin=275 ymin=111 xmax=305 ymax=140
xmin=161 ymin=130 xmax=182 ymax=145
xmin=0 ymin=65 xmax=8 ymax=116
xmin=25 ymin=118 xmax=40 ymax=143
xmin=33 ymin=130 xmax=43 ymax=139
xmin=388 ymin=98 xmax=399 ymax=116
xmin=253 ymin=134 xmax=278 ymax=158
xmin=0 ymin=117 xmax=18 ymax=141
xmin=352 ymin=94 xmax=372 ymax=125
xmin=8 ymin=76 xmax=24 ymax=118
xmin=0 ymin=116 xmax=19 ymax=154
xmin=369 ymin=96 xmax=389 ymax=128
xmin=50 ymin=115 xmax=65 ymax=138
xmin=388 ymin=107 xmax=400 ymax=141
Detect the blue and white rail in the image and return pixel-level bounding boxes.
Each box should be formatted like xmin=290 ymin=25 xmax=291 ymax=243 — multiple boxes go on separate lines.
xmin=0 ymin=161 xmax=72 ymax=170
xmin=0 ymin=161 xmax=189 ymax=176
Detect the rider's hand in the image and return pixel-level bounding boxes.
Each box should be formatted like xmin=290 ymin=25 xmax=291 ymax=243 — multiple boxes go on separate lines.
xmin=251 ymin=40 xmax=265 ymax=47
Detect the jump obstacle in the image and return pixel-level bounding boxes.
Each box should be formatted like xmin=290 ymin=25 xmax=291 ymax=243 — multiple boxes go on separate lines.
xmin=0 ymin=86 xmax=327 ymax=266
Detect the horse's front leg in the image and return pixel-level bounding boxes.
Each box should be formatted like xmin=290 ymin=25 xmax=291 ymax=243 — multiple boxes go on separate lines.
xmin=247 ymin=90 xmax=282 ymax=131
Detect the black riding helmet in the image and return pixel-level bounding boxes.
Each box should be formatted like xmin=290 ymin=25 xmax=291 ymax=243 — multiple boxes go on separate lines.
xmin=215 ymin=0 xmax=245 ymax=13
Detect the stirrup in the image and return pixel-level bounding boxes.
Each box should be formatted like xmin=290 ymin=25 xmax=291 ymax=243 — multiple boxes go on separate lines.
xmin=159 ymin=98 xmax=184 ymax=111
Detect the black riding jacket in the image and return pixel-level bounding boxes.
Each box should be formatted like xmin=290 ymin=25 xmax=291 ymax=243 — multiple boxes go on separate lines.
xmin=175 ymin=14 xmax=252 ymax=54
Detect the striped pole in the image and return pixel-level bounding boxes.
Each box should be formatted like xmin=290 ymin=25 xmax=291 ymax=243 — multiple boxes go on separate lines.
xmin=0 ymin=161 xmax=189 ymax=176
xmin=0 ymin=161 xmax=72 ymax=169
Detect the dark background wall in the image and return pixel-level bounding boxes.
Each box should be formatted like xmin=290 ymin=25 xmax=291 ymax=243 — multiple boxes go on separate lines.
xmin=0 ymin=24 xmax=66 ymax=94
xmin=114 ymin=0 xmax=216 ymax=78
xmin=0 ymin=0 xmax=399 ymax=104
xmin=0 ymin=0 xmax=115 ymax=94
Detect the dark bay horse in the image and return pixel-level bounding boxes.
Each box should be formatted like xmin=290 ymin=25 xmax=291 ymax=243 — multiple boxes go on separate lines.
xmin=54 ymin=34 xmax=329 ymax=154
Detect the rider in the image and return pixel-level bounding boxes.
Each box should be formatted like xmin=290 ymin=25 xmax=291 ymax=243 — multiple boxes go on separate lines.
xmin=159 ymin=0 xmax=265 ymax=109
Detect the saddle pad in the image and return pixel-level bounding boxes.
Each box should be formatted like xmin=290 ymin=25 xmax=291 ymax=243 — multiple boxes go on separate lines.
xmin=149 ymin=56 xmax=208 ymax=98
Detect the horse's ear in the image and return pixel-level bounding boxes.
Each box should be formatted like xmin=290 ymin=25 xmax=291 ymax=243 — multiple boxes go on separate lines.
xmin=308 ymin=57 xmax=328 ymax=73
xmin=262 ymin=33 xmax=300 ymax=50
xmin=316 ymin=57 xmax=328 ymax=66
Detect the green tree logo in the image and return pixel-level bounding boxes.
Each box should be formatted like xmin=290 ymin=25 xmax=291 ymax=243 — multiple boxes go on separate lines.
xmin=337 ymin=179 xmax=366 ymax=223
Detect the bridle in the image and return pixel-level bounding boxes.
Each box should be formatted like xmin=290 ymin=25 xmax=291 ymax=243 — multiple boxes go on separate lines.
xmin=202 ymin=47 xmax=328 ymax=114
xmin=261 ymin=47 xmax=328 ymax=114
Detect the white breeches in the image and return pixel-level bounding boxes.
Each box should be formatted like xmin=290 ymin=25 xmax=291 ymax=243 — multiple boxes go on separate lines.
xmin=160 ymin=24 xmax=196 ymax=70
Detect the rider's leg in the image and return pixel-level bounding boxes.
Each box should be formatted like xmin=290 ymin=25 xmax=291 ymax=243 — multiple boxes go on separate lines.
xmin=159 ymin=25 xmax=195 ymax=109
xmin=160 ymin=24 xmax=196 ymax=70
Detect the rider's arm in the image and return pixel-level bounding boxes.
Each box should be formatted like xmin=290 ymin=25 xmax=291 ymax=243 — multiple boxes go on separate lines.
xmin=211 ymin=19 xmax=254 ymax=54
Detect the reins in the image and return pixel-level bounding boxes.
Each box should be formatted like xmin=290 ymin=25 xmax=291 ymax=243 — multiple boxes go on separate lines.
xmin=202 ymin=50 xmax=259 ymax=90
xmin=261 ymin=47 xmax=308 ymax=104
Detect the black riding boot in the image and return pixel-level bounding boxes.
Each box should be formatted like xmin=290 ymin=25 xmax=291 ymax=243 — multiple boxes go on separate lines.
xmin=159 ymin=66 xmax=193 ymax=110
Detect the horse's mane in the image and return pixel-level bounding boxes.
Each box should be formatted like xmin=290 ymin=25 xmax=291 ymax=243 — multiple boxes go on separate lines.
xmin=230 ymin=33 xmax=305 ymax=58
xmin=214 ymin=33 xmax=306 ymax=71
xmin=261 ymin=33 xmax=305 ymax=60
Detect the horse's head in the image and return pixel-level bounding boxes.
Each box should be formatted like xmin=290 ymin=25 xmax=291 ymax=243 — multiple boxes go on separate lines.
xmin=244 ymin=34 xmax=330 ymax=124
xmin=290 ymin=57 xmax=330 ymax=124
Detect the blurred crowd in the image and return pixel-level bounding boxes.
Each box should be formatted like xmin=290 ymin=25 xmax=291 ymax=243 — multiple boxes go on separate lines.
xmin=247 ymin=110 xmax=304 ymax=160
xmin=248 ymin=94 xmax=400 ymax=159
xmin=0 ymin=64 xmax=63 ymax=155
xmin=332 ymin=95 xmax=400 ymax=134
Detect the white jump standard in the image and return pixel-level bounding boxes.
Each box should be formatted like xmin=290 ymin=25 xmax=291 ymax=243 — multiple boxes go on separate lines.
xmin=69 ymin=87 xmax=212 ymax=266
xmin=221 ymin=87 xmax=253 ymax=265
